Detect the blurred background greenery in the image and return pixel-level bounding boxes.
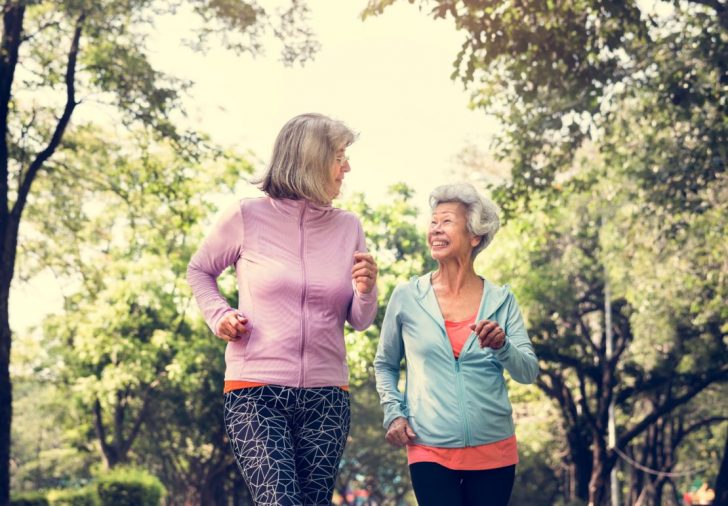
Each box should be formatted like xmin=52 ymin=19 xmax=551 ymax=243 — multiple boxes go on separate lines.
xmin=2 ymin=1 xmax=726 ymax=505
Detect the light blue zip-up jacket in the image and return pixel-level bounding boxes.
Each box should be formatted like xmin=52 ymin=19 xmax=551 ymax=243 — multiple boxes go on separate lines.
xmin=374 ymin=273 xmax=538 ymax=448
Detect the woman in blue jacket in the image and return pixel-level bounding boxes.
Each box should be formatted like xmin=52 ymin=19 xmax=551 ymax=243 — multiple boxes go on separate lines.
xmin=374 ymin=182 xmax=538 ymax=506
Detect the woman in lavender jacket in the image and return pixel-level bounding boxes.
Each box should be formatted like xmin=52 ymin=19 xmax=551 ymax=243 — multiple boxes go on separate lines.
xmin=187 ymin=113 xmax=378 ymax=506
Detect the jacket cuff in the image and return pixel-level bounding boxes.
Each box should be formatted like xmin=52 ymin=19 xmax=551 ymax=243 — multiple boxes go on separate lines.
xmin=493 ymin=337 xmax=512 ymax=361
xmin=354 ymin=285 xmax=378 ymax=303
xmin=383 ymin=406 xmax=407 ymax=430
xmin=212 ymin=308 xmax=236 ymax=336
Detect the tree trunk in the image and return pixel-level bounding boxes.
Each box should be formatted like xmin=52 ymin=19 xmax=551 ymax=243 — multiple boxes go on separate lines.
xmin=0 ymin=265 xmax=13 ymax=506
xmin=714 ymin=435 xmax=728 ymax=506
xmin=1 ymin=5 xmax=26 ymax=503
xmin=654 ymin=477 xmax=668 ymax=506
xmin=626 ymin=446 xmax=644 ymax=506
xmin=0 ymin=213 xmax=20 ymax=506
xmin=568 ymin=427 xmax=593 ymax=502
xmin=588 ymin=441 xmax=612 ymax=506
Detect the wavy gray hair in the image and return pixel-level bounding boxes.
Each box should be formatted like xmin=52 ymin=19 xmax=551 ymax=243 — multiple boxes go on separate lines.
xmin=429 ymin=182 xmax=500 ymax=259
xmin=258 ymin=113 xmax=356 ymax=205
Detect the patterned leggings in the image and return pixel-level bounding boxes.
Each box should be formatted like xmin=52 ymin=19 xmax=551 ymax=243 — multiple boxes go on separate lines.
xmin=223 ymin=385 xmax=351 ymax=506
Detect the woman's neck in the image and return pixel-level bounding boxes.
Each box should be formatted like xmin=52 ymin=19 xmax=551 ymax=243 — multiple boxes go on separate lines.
xmin=432 ymin=259 xmax=480 ymax=295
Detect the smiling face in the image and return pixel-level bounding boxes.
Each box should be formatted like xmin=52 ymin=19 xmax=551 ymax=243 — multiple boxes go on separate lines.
xmin=326 ymin=147 xmax=350 ymax=200
xmin=428 ymin=202 xmax=481 ymax=262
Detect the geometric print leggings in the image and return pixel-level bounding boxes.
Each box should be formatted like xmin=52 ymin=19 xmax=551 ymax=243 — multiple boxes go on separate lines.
xmin=223 ymin=385 xmax=351 ymax=506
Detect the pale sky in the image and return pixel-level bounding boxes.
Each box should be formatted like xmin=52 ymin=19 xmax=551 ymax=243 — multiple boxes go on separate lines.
xmin=10 ymin=0 xmax=499 ymax=334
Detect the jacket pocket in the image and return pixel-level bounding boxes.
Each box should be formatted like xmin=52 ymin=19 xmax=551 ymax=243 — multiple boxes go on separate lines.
xmin=407 ymin=390 xmax=466 ymax=447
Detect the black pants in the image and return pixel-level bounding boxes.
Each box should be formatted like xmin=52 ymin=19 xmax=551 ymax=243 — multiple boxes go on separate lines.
xmin=223 ymin=385 xmax=350 ymax=506
xmin=409 ymin=462 xmax=516 ymax=506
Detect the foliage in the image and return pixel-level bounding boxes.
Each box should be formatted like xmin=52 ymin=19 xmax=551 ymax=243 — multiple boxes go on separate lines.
xmin=339 ymin=381 xmax=415 ymax=506
xmin=477 ymin=163 xmax=727 ymax=503
xmin=10 ymin=377 xmax=97 ymax=492
xmin=10 ymin=128 xmax=249 ymax=502
xmin=95 ymin=467 xmax=165 ymax=506
xmin=510 ymin=449 xmax=559 ymax=506
xmin=21 ymin=130 xmax=245 ymax=469
xmin=46 ymin=488 xmax=98 ymax=506
xmin=9 ymin=492 xmax=48 ymax=506
xmin=364 ymin=0 xmax=726 ymax=218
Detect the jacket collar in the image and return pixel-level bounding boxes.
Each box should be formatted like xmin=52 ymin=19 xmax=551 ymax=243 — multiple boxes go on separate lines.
xmin=269 ymin=197 xmax=334 ymax=218
xmin=411 ymin=273 xmax=511 ymax=327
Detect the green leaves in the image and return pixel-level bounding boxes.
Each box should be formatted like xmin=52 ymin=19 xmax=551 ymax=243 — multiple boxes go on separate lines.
xmin=14 ymin=125 xmax=251 ymax=474
xmin=365 ymin=1 xmax=726 ymax=219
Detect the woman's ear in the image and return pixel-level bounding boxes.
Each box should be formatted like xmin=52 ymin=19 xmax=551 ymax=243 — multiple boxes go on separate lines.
xmin=471 ymin=234 xmax=483 ymax=248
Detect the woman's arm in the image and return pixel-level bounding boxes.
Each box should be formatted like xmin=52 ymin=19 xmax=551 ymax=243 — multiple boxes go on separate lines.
xmin=374 ymin=286 xmax=407 ymax=429
xmin=187 ymin=201 xmax=245 ymax=335
xmin=493 ymin=292 xmax=539 ymax=384
xmin=347 ymin=218 xmax=378 ymax=330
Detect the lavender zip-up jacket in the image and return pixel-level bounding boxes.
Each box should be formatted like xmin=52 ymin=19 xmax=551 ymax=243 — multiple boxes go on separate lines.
xmin=187 ymin=196 xmax=378 ymax=388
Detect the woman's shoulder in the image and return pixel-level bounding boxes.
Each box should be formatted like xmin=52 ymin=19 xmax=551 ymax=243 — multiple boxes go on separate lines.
xmin=389 ymin=275 xmax=430 ymax=302
xmin=238 ymin=196 xmax=270 ymax=212
xmin=328 ymin=206 xmax=363 ymax=225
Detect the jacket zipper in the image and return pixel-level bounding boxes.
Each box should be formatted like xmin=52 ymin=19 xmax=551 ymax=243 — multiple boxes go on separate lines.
xmin=298 ymin=202 xmax=308 ymax=387
xmin=454 ymin=358 xmax=472 ymax=446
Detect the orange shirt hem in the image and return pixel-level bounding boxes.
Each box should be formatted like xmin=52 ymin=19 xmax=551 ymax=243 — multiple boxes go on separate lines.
xmin=407 ymin=434 xmax=518 ymax=470
xmin=224 ymin=381 xmax=349 ymax=393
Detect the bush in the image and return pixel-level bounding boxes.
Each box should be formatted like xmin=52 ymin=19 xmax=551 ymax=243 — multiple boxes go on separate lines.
xmin=511 ymin=450 xmax=560 ymax=505
xmin=96 ymin=467 xmax=165 ymax=506
xmin=47 ymin=488 xmax=98 ymax=506
xmin=10 ymin=491 xmax=49 ymax=506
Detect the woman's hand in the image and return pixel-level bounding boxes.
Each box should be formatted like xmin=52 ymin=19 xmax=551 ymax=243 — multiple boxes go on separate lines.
xmin=471 ymin=319 xmax=507 ymax=350
xmin=352 ymin=251 xmax=378 ymax=295
xmin=385 ymin=417 xmax=417 ymax=447
xmin=216 ymin=312 xmax=249 ymax=342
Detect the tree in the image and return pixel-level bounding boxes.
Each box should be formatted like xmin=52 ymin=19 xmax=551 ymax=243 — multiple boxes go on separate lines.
xmin=363 ymin=0 xmax=726 ymax=216
xmin=14 ymin=127 xmax=252 ymax=502
xmin=475 ymin=161 xmax=727 ymax=505
xmin=622 ymin=389 xmax=727 ymax=505
xmin=1 ymin=1 xmax=317 ymax=502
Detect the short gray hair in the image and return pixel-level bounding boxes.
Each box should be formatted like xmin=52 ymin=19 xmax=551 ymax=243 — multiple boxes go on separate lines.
xmin=258 ymin=113 xmax=356 ymax=205
xmin=429 ymin=182 xmax=500 ymax=258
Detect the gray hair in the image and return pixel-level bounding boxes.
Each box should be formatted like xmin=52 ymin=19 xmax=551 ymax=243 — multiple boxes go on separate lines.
xmin=429 ymin=182 xmax=500 ymax=258
xmin=258 ymin=113 xmax=356 ymax=205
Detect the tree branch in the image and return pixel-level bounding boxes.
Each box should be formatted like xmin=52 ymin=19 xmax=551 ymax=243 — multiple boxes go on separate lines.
xmin=616 ymin=367 xmax=700 ymax=405
xmin=676 ymin=416 xmax=728 ymax=447
xmin=120 ymin=378 xmax=160 ymax=458
xmin=611 ymin=315 xmax=633 ymax=364
xmin=113 ymin=389 xmax=125 ymax=457
xmin=20 ymin=19 xmax=61 ymax=43
xmin=538 ymin=347 xmax=600 ymax=380
xmin=93 ymin=398 xmax=114 ymax=464
xmin=574 ymin=314 xmax=598 ymax=355
xmin=1 ymin=3 xmax=26 ymax=219
xmin=617 ymin=366 xmax=728 ymax=448
xmin=11 ymin=12 xmax=84 ymax=220
xmin=538 ymin=370 xmax=579 ymax=428
xmin=576 ymin=368 xmax=598 ymax=430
